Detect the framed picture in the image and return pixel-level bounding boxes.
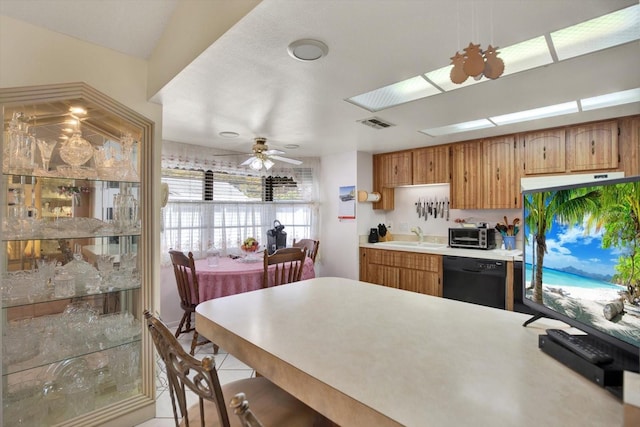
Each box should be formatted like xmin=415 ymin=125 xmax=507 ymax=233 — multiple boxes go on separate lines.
xmin=338 ymin=185 xmax=356 ymax=219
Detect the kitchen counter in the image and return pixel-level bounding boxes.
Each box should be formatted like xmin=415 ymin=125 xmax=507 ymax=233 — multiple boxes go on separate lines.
xmin=360 ymin=241 xmax=522 ymax=261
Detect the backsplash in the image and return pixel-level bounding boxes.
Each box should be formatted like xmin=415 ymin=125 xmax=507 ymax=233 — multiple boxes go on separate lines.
xmin=383 ymin=184 xmax=522 ymax=248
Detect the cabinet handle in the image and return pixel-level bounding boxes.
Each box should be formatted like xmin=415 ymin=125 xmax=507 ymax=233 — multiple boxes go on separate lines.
xmin=429 ymin=161 xmax=433 ymax=172
xmin=394 ymin=165 xmax=398 ymax=175
xmin=496 ymin=167 xmax=500 ymax=181
xmin=464 ymin=170 xmax=467 ymax=183
xmin=543 ymin=146 xmax=546 ymax=160
xmin=591 ymin=140 xmax=595 ymax=155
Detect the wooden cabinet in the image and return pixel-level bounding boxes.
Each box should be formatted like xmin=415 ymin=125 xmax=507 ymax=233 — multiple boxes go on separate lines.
xmin=618 ymin=116 xmax=640 ymax=177
xmin=482 ymin=136 xmax=520 ymax=209
xmin=360 ymin=247 xmax=442 ymax=297
xmin=1 ymin=83 xmax=155 ymax=426
xmin=521 ymin=129 xmax=565 ymax=175
xmin=450 ymin=142 xmax=482 ymax=209
xmin=566 ymin=120 xmax=619 ymax=171
xmin=372 ymin=154 xmax=394 ymax=210
xmin=412 ymin=145 xmax=450 ymax=185
xmin=382 ymin=151 xmax=412 ymax=187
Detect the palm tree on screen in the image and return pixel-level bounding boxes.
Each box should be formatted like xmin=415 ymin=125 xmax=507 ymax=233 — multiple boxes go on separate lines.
xmin=525 ymin=188 xmax=601 ymax=304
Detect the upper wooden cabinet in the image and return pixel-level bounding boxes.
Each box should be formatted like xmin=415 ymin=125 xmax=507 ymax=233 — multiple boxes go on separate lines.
xmin=521 ymin=129 xmax=565 ymax=175
xmin=412 ymin=145 xmax=450 ymax=185
xmin=450 ymin=142 xmax=482 ymax=209
xmin=482 ymin=136 xmax=520 ymax=209
xmin=372 ymin=154 xmax=395 ymax=210
xmin=566 ymin=121 xmax=618 ymax=172
xmin=618 ymin=116 xmax=640 ymax=177
xmin=382 ymin=151 xmax=412 ymax=187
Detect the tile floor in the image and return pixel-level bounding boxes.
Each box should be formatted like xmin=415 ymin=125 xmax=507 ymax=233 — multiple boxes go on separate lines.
xmin=134 ymin=327 xmax=255 ymax=427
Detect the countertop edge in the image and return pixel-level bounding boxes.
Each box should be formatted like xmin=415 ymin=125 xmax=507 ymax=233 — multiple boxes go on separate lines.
xmin=360 ymin=242 xmax=523 ymax=262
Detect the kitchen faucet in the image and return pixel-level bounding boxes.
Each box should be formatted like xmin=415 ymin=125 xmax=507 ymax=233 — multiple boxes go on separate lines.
xmin=411 ymin=226 xmax=424 ymax=243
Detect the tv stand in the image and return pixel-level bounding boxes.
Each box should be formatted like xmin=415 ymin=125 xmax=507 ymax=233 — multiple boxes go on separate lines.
xmin=538 ymin=332 xmax=639 ymax=399
xmin=522 ymin=312 xmax=546 ymax=327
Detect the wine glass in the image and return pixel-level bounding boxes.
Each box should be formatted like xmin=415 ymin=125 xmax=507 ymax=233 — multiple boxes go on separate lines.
xmin=36 ymin=139 xmax=58 ymax=173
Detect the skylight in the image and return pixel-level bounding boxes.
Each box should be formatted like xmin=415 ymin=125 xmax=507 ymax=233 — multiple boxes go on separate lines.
xmin=347 ymin=76 xmax=441 ymax=112
xmin=580 ymin=88 xmax=640 ymax=111
xmin=489 ymin=101 xmax=579 ymax=125
xmin=346 ymin=4 xmax=639 ymax=112
xmin=420 ymin=119 xmax=495 ymax=137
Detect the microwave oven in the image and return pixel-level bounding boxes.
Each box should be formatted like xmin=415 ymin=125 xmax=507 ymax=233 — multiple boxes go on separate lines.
xmin=449 ymin=227 xmax=496 ymax=250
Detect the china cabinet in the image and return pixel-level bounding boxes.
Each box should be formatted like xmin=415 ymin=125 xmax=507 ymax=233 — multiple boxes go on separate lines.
xmin=1 ymin=83 xmax=154 ymax=426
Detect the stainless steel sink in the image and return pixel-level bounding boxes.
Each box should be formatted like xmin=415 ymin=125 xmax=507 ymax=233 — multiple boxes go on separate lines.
xmin=376 ymin=241 xmax=447 ymax=250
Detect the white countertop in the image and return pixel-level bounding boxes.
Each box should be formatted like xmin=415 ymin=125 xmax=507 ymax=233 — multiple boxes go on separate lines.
xmin=361 ymin=241 xmax=523 ymax=261
xmin=196 ymin=277 xmax=621 ymax=426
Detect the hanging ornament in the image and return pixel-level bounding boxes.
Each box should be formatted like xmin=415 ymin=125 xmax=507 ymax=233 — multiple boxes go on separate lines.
xmin=483 ymin=45 xmax=505 ymax=79
xmin=449 ymin=52 xmax=468 ymax=84
xmin=462 ymin=42 xmax=485 ymax=77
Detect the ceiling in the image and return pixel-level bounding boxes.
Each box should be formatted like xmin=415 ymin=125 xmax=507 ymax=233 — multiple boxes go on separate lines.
xmin=2 ymin=0 xmax=639 ymax=159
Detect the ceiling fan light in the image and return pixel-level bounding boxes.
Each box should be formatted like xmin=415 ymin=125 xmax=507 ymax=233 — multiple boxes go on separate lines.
xmin=250 ymin=158 xmax=263 ymax=170
xmin=264 ymin=159 xmax=275 ymax=170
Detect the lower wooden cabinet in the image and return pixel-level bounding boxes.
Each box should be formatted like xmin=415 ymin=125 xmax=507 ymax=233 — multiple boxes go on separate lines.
xmin=360 ymin=248 xmax=442 ymax=297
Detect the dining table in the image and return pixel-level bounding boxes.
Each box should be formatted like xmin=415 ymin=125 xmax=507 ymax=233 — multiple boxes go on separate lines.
xmin=193 ymin=254 xmax=315 ymax=302
xmin=195 ymin=276 xmax=623 ymax=427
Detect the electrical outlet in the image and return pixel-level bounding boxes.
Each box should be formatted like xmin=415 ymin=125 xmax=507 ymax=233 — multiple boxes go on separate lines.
xmin=387 ymin=222 xmax=392 ymax=230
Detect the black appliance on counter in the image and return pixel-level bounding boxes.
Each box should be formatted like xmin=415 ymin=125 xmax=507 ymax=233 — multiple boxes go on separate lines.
xmin=449 ymin=227 xmax=496 ymax=249
xmin=442 ymin=256 xmax=506 ymax=309
xmin=368 ymin=228 xmax=379 ymax=243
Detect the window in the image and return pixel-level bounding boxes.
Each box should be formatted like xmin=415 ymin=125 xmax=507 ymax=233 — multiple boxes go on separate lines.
xmin=161 ymin=167 xmax=317 ymax=260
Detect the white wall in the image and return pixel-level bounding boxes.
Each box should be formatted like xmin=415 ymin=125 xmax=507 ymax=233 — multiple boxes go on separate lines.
xmin=385 ymin=185 xmax=523 ymax=248
xmin=319 ymin=150 xmax=360 ymax=279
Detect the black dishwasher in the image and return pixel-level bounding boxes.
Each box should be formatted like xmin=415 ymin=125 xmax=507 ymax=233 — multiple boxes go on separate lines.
xmin=442 ymin=256 xmax=506 ymax=309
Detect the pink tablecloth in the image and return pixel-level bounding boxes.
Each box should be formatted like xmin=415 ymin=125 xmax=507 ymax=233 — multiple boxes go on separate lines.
xmin=194 ymin=255 xmax=315 ymax=301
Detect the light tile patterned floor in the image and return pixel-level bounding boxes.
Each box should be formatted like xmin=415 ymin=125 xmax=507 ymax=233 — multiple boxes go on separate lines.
xmin=134 ymin=326 xmax=254 ymax=427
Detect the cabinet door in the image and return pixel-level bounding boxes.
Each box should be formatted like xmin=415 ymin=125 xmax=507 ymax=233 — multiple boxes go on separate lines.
xmin=383 ymin=151 xmax=412 ymax=187
xmin=567 ymin=121 xmax=619 ymax=171
xmin=450 ymin=142 xmax=482 ymax=209
xmin=400 ymin=269 xmax=442 ymax=297
xmin=372 ymin=154 xmax=394 ymax=210
xmin=483 ymin=136 xmax=520 ymax=209
xmin=618 ymin=116 xmax=640 ymax=177
xmin=412 ymin=146 xmax=450 ymax=185
xmin=522 ymin=129 xmax=565 ymax=175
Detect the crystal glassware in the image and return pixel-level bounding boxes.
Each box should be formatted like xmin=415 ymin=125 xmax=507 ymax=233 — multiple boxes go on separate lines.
xmin=36 ymin=139 xmax=58 ymax=173
xmin=59 ymin=129 xmax=94 ymax=176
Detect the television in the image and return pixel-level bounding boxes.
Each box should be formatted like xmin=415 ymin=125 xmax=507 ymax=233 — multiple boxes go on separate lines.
xmin=521 ymin=173 xmax=640 ymax=386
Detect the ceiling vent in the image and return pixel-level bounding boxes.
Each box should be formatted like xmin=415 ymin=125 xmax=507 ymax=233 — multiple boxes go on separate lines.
xmin=357 ymin=117 xmax=395 ymax=130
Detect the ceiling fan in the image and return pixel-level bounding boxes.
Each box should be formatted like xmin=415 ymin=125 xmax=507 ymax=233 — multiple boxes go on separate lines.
xmin=240 ymin=137 xmax=302 ymax=171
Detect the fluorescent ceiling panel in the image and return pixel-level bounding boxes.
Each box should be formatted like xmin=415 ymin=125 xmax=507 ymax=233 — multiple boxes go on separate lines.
xmin=498 ymin=36 xmax=554 ymax=76
xmin=420 ymin=119 xmax=495 ymax=137
xmin=346 ymin=76 xmax=441 ymax=112
xmin=581 ymin=88 xmax=640 ymax=111
xmin=551 ymin=4 xmax=640 ymax=61
xmin=490 ymin=101 xmax=579 ymax=125
xmin=424 ymin=65 xmax=484 ymax=92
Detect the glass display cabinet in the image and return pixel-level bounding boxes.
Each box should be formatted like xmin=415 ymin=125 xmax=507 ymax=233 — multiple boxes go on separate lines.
xmin=1 ymin=83 xmax=154 ymax=426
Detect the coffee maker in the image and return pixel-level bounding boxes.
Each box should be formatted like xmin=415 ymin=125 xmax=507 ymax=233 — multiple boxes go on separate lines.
xmin=368 ymin=228 xmax=379 ymax=243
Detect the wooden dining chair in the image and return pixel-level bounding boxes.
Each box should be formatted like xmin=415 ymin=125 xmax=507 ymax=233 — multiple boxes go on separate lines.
xmin=169 ymin=250 xmax=218 ymax=355
xmin=262 ymin=247 xmax=306 ymax=288
xmin=292 ymin=239 xmax=319 ymax=263
xmin=144 ymin=310 xmax=327 ymax=427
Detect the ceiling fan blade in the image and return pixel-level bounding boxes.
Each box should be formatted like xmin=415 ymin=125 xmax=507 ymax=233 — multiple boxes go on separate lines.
xmin=270 ymin=155 xmax=303 ymax=165
xmin=240 ymin=156 xmax=256 ymax=166
xmin=264 ymin=149 xmax=285 ymax=155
